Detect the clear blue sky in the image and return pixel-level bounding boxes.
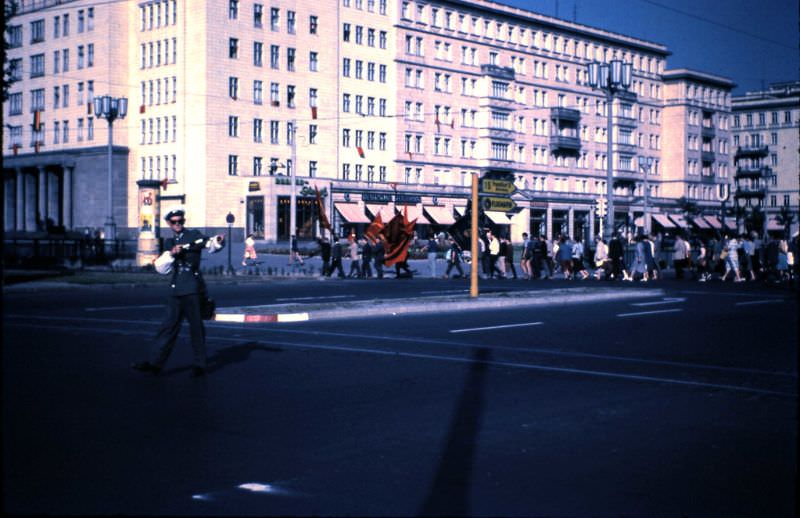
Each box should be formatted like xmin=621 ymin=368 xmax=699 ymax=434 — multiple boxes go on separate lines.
xmin=502 ymin=0 xmax=798 ymax=94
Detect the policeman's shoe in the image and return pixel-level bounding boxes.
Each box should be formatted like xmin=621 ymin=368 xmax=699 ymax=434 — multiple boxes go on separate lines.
xmin=190 ymin=367 xmax=206 ymax=378
xmin=132 ymin=361 xmax=161 ymax=374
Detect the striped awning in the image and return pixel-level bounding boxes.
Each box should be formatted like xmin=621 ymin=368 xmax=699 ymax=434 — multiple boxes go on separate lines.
xmin=668 ymin=214 xmax=689 ymax=228
xmin=454 ymin=205 xmax=468 ymax=216
xmin=767 ymin=217 xmax=783 ymax=231
xmin=691 ymin=216 xmax=711 ymax=229
xmin=396 ymin=205 xmax=430 ymax=225
xmin=366 ymin=204 xmax=395 ymax=222
xmin=424 ymin=205 xmax=456 ymax=225
xmin=485 ymin=211 xmax=512 ymax=225
xmin=334 ymin=203 xmax=370 ymax=223
xmin=652 ymin=214 xmax=676 ymax=228
xmin=703 ymin=215 xmax=723 ymax=229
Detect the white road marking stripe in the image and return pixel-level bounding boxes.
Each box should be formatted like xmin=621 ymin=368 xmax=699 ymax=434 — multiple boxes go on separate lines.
xmin=85 ymin=304 xmax=163 ymax=312
xmin=450 ymin=322 xmax=543 ymax=333
xmin=276 ymin=313 xmax=309 ymax=322
xmin=7 ymin=315 xmax=797 ymax=378
xmin=275 ymin=295 xmax=355 ymax=302
xmin=6 ymin=320 xmax=796 ymax=394
xmin=735 ymin=300 xmax=784 ymax=306
xmin=617 ymin=309 xmax=683 ymax=318
xmin=680 ymin=290 xmax=786 ymax=298
xmin=215 ymin=314 xmax=245 ymax=323
xmin=630 ymin=297 xmax=686 ymax=307
xmin=421 ymin=289 xmax=469 ymax=295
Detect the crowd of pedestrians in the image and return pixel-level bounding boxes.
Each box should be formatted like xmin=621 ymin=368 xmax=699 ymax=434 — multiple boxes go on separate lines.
xmin=304 ymin=229 xmax=797 ymax=284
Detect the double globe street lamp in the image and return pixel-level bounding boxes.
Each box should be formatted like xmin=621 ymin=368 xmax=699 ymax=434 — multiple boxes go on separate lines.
xmin=638 ymin=155 xmax=654 ymax=235
xmin=587 ymin=60 xmax=632 ymax=241
xmin=93 ymin=95 xmax=128 ymax=243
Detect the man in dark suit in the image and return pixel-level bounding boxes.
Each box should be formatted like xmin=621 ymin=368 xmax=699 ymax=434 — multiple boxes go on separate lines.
xmin=133 ymin=209 xmax=224 ymax=377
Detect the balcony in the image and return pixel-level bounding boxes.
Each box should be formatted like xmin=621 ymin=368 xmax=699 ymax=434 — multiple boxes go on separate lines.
xmin=699 ymin=174 xmax=717 ymax=184
xmin=478 ymin=127 xmax=516 ymax=140
xmin=480 ymin=64 xmax=515 ymax=80
xmin=549 ymin=135 xmax=581 ymax=153
xmin=479 ymin=157 xmax=516 ymax=171
xmin=701 ymin=151 xmax=715 ymax=163
xmin=550 ymin=107 xmax=580 ymax=122
xmin=701 ymin=125 xmax=716 ymax=138
xmin=613 ymin=114 xmax=638 ymax=127
xmin=734 ymin=186 xmax=766 ymax=199
xmin=735 ymin=145 xmax=769 ymax=158
xmin=735 ymin=166 xmax=771 ymax=179
xmin=614 ymin=141 xmax=638 ymax=155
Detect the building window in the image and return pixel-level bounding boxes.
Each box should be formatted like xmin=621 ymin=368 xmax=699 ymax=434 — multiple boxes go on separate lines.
xmin=87 ymin=44 xmax=94 ymax=67
xmin=342 ymin=58 xmax=351 ymax=77
xmin=270 ymin=45 xmax=279 ymax=69
xmin=287 ymin=47 xmax=295 ymax=71
xmin=342 ymin=93 xmax=350 ymax=112
xmin=229 ymin=38 xmax=239 ymax=59
xmin=342 ymin=163 xmax=350 ymax=180
xmin=228 ymin=116 xmax=239 ymax=137
xmin=253 ymin=118 xmax=263 ymax=142
xmin=253 ymin=156 xmax=263 ymax=176
xmin=9 ymin=93 xmax=22 ymax=115
xmin=309 ymin=124 xmax=318 ymax=144
xmin=228 ymin=155 xmax=239 ymax=176
xmin=254 ymin=42 xmax=263 ymax=66
xmin=287 ymin=10 xmax=296 ymax=33
xmin=254 ymin=80 xmax=263 ymax=104
xmin=8 ymin=25 xmax=22 ymax=47
xmin=31 ymin=20 xmax=45 ymax=43
xmin=254 ymin=3 xmax=263 ymax=27
xmin=270 ymin=82 xmax=279 ymax=105
xmin=30 ymin=54 xmax=45 ymax=78
xmin=309 ymin=51 xmax=318 ymax=71
xmin=270 ymin=120 xmax=279 ymax=144
xmin=270 ymin=7 xmax=280 ymax=30
xmin=229 ymin=0 xmax=239 ymax=19
xmin=310 ymin=15 xmax=318 ymax=34
xmin=343 ymin=23 xmax=351 ymax=42
xmin=342 ymin=128 xmax=350 ymax=147
xmin=229 ymin=77 xmax=239 ymax=99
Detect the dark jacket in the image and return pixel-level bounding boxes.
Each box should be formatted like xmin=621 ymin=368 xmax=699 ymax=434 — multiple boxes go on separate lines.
xmin=609 ymin=237 xmax=624 ymax=259
xmin=164 ymin=229 xmax=209 ymax=296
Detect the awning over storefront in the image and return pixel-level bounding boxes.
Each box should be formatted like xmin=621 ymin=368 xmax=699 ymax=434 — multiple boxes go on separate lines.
xmin=767 ymin=217 xmax=783 ymax=231
xmin=703 ymin=215 xmax=722 ymax=229
xmin=485 ymin=211 xmax=512 ymax=225
xmin=634 ymin=216 xmax=644 ymax=227
xmin=691 ymin=216 xmax=711 ymax=229
xmin=366 ymin=204 xmax=395 ymax=222
xmin=668 ymin=214 xmax=689 ymax=229
xmin=334 ymin=203 xmax=371 ymax=223
xmin=454 ymin=205 xmax=468 ymax=216
xmin=395 ymin=205 xmax=430 ymax=225
xmin=652 ymin=214 xmax=677 ymax=228
xmin=424 ymin=205 xmax=456 ymax=225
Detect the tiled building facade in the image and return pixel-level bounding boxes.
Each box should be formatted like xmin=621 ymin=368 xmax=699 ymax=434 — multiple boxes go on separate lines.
xmin=4 ymin=0 xmax=744 ymax=243
xmin=730 ymin=81 xmax=800 ymax=237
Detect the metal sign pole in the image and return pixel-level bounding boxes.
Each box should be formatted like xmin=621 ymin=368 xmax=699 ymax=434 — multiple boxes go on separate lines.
xmin=470 ymin=173 xmax=479 ymax=298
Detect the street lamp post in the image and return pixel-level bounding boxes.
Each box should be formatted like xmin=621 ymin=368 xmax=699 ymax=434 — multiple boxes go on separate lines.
xmin=587 ymin=60 xmax=632 ymax=242
xmin=289 ymin=119 xmax=297 ymax=254
xmin=226 ymin=212 xmax=235 ymax=275
xmin=638 ymin=156 xmax=654 ymax=235
xmin=94 ymin=95 xmax=128 ymax=244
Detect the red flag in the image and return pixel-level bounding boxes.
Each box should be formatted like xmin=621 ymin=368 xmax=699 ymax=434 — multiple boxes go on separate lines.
xmin=357 ymin=146 xmax=365 ymax=158
xmin=407 ymin=151 xmax=412 ymax=161
xmin=435 ymin=114 xmax=441 ymax=133
xmin=380 ymin=206 xmax=417 ymax=267
xmin=271 ymin=100 xmax=280 ymax=107
xmin=12 ymin=143 xmax=19 ymax=155
xmin=32 ymin=111 xmax=41 ymax=131
xmin=87 ymin=102 xmax=93 ymax=115
xmin=364 ymin=212 xmax=384 ymax=241
xmin=160 ymin=178 xmax=169 ymax=191
xmin=314 ymin=186 xmax=332 ymax=232
xmin=311 ymin=106 xmax=318 ymax=119
xmin=450 ymin=118 xmax=455 ymax=129
xmin=139 ymin=104 xmax=146 ymax=114
xmin=34 ymin=141 xmax=41 ymax=153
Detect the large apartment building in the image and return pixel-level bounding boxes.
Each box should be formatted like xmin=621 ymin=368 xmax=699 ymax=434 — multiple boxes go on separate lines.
xmin=731 ymin=81 xmax=800 ymax=237
xmin=3 ymin=0 xmax=739 ymax=244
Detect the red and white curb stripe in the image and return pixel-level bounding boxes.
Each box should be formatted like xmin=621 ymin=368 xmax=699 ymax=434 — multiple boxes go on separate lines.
xmin=214 ymin=312 xmax=309 ymax=323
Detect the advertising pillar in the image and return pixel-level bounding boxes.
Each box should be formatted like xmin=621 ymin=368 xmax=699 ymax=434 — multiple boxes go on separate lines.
xmin=136 ymin=179 xmax=162 ymax=266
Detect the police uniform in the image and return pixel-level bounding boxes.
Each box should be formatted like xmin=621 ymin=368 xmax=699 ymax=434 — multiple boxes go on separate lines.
xmin=134 ymin=210 xmax=222 ymax=376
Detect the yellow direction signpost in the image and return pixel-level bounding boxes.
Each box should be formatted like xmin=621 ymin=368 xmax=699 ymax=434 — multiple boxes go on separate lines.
xmin=480 ymin=178 xmax=517 ymax=195
xmin=481 ymin=196 xmax=517 ymax=212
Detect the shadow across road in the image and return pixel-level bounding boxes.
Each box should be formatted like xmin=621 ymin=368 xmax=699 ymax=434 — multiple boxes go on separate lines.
xmin=418 ymin=347 xmax=491 ymax=516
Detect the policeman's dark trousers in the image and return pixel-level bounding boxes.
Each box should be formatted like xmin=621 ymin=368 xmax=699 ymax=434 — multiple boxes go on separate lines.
xmin=153 ymin=294 xmax=207 ymax=369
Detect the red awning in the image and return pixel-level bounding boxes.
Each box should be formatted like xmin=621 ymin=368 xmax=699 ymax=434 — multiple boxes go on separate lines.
xmin=652 ymin=214 xmax=676 ymax=228
xmin=668 ymin=214 xmax=689 ymax=229
xmin=366 ymin=204 xmax=395 ymax=222
xmin=691 ymin=216 xmax=711 ymax=229
xmin=334 ymin=203 xmax=371 ymax=223
xmin=703 ymin=215 xmax=722 ymax=229
xmin=396 ymin=205 xmax=430 ymax=225
xmin=424 ymin=205 xmax=456 ymax=225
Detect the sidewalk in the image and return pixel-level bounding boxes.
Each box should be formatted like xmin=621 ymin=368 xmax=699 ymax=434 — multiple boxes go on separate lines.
xmin=213 ymin=286 xmax=665 ymax=323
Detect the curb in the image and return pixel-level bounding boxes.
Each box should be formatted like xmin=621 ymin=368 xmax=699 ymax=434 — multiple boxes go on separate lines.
xmin=212 ymin=287 xmax=666 ymax=324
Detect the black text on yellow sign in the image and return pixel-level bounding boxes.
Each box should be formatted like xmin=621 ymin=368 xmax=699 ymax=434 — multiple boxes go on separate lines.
xmin=480 ymin=179 xmax=517 ymax=195
xmin=481 ymin=197 xmax=517 ymax=212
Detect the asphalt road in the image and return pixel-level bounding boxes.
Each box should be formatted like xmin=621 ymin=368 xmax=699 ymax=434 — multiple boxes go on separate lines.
xmin=3 ymin=278 xmax=797 ymax=516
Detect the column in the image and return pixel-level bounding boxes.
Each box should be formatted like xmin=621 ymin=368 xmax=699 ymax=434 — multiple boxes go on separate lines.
xmin=16 ymin=169 xmax=25 ymax=231
xmin=48 ymin=170 xmax=60 ymax=227
xmin=568 ymin=207 xmax=574 ymax=239
xmin=588 ymin=208 xmax=595 ymax=242
xmin=63 ymin=166 xmax=73 ymax=230
xmin=37 ymin=166 xmax=47 ymax=230
xmin=4 ymin=174 xmax=15 ymax=232
xmin=545 ymin=206 xmax=553 ymax=241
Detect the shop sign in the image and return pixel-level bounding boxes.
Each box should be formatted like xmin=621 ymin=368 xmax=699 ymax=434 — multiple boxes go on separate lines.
xmin=395 ymin=193 xmax=422 ymax=204
xmin=362 ymin=192 xmax=393 ymax=203
xmin=248 ymin=181 xmax=261 ymax=192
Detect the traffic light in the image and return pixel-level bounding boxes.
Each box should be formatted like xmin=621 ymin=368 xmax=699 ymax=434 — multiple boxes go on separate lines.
xmin=596 ymin=197 xmax=607 ymax=218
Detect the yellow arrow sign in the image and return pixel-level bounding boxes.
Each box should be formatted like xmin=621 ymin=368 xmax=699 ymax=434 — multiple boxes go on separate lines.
xmin=480 ymin=179 xmax=517 ymax=195
xmin=481 ymin=197 xmax=517 ymax=212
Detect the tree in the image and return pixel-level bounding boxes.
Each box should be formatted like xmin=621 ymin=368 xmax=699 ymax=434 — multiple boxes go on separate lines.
xmin=2 ymin=1 xmax=19 ymax=102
